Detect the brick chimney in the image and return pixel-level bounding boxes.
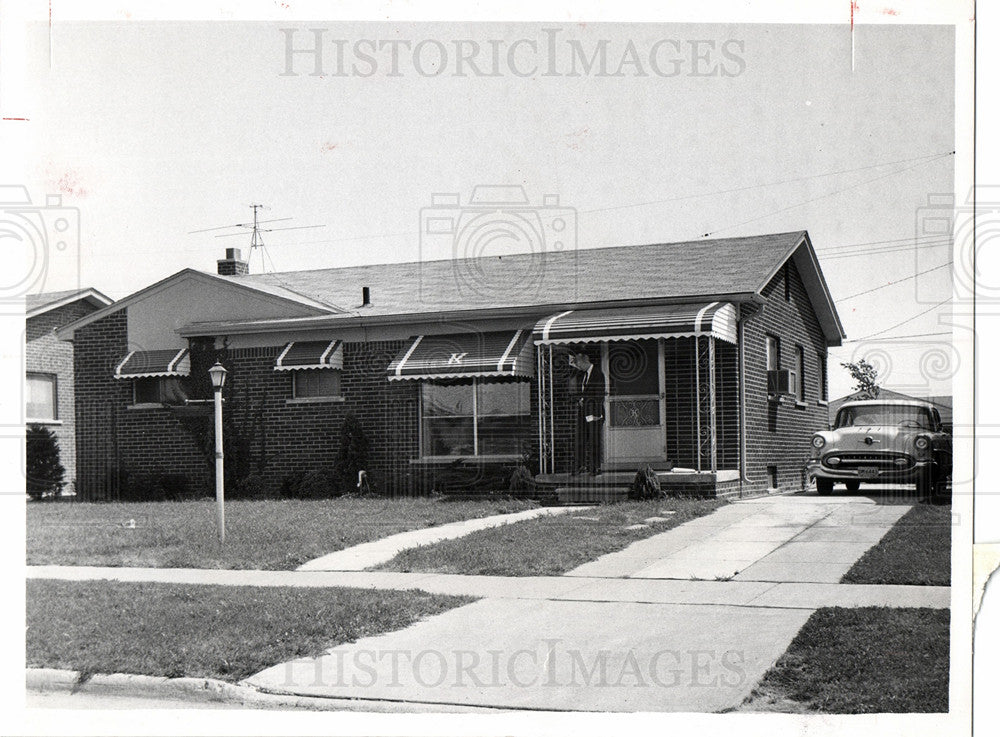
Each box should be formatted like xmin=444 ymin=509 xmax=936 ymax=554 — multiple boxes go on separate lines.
xmin=217 ymin=247 xmax=249 ymax=276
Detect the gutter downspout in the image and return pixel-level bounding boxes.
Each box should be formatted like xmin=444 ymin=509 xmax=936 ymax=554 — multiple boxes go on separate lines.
xmin=737 ymin=305 xmax=761 ymax=497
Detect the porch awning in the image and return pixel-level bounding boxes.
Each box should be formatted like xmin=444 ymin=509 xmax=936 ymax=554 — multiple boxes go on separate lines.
xmin=388 ymin=330 xmax=534 ymax=381
xmin=533 ymin=301 xmax=738 ymax=345
xmin=114 ymin=348 xmax=190 ymax=379
xmin=274 ymin=339 xmax=343 ymax=371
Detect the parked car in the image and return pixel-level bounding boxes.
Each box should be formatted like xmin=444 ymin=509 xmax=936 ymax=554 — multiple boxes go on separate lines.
xmin=806 ymin=399 xmax=951 ymax=500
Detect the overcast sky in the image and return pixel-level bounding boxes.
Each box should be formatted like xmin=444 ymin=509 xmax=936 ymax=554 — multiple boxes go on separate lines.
xmin=22 ymin=21 xmax=955 ymax=399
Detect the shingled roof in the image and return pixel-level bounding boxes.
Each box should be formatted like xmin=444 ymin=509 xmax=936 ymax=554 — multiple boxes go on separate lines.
xmin=228 ymin=231 xmax=807 ymax=316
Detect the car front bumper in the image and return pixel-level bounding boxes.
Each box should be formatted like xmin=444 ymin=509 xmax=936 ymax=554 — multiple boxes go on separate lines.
xmin=806 ymin=458 xmax=934 ymax=484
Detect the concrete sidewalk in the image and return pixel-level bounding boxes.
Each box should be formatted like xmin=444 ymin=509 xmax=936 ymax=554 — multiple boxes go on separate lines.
xmin=26 ymin=565 xmax=949 ymax=609
xmin=567 ymin=495 xmax=910 ymax=583
xmin=297 ymin=506 xmax=587 ymax=571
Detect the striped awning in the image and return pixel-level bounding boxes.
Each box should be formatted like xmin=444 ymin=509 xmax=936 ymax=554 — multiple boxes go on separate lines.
xmin=533 ymin=302 xmax=738 ymax=345
xmin=388 ymin=330 xmax=534 ymax=381
xmin=274 ymin=340 xmax=343 ymax=371
xmin=114 ymin=348 xmax=190 ymax=379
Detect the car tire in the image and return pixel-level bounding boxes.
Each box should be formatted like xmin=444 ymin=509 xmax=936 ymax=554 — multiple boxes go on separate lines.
xmin=816 ymin=478 xmax=834 ymax=496
xmin=916 ymin=472 xmax=933 ymax=500
xmin=931 ymin=479 xmax=951 ymax=505
xmin=845 ymin=480 xmax=861 ymax=493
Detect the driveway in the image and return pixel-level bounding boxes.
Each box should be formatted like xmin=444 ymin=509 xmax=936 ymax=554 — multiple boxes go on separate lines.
xmin=243 ymin=494 xmax=916 ymax=712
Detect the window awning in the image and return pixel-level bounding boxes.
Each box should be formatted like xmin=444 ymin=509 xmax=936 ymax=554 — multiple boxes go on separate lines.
xmin=114 ymin=348 xmax=190 ymax=379
xmin=533 ymin=302 xmax=738 ymax=345
xmin=388 ymin=330 xmax=534 ymax=381
xmin=274 ymin=339 xmax=343 ymax=371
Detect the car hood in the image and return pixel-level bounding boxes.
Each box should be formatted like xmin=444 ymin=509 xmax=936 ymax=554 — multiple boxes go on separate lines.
xmin=825 ymin=425 xmax=916 ymax=453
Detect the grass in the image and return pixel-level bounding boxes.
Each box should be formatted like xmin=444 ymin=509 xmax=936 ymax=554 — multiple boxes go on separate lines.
xmin=27 ymin=579 xmax=472 ymax=682
xmin=375 ymin=499 xmax=725 ymax=576
xmin=26 ymin=498 xmax=536 ymax=571
xmin=742 ymin=607 xmax=949 ymax=714
xmin=841 ymin=503 xmax=952 ymax=586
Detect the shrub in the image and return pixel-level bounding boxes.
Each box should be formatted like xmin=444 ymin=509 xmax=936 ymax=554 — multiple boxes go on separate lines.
xmin=630 ymin=465 xmax=664 ymax=500
xmin=508 ymin=464 xmax=536 ymax=494
xmin=234 ymin=472 xmax=271 ymax=499
xmin=26 ymin=424 xmax=65 ymax=500
xmin=280 ymin=469 xmax=338 ymax=498
xmin=335 ymin=413 xmax=370 ymax=493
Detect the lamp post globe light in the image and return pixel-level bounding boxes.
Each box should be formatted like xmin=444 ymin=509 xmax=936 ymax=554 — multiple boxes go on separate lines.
xmin=209 ymin=362 xmax=228 ymax=544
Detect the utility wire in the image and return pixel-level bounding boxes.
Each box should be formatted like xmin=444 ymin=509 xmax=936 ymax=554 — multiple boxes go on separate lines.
xmin=850 ymin=298 xmax=952 ymax=341
xmin=837 ymin=331 xmax=951 ymax=344
xmin=698 ymin=152 xmax=954 ymax=239
xmin=838 ymin=263 xmax=952 ymax=300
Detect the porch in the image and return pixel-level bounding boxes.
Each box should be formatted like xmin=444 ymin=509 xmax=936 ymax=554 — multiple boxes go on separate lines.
xmin=533 ymin=302 xmax=743 ymax=498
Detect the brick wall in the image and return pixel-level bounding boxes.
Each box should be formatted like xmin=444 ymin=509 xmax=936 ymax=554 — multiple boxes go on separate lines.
xmin=741 ymin=259 xmax=830 ymax=495
xmin=26 ymin=301 xmax=99 ymax=487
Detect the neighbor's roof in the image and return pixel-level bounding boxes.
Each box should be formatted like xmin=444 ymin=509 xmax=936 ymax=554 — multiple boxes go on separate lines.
xmin=26 ymin=288 xmax=113 ymax=318
xmin=200 ymin=231 xmax=845 ymax=344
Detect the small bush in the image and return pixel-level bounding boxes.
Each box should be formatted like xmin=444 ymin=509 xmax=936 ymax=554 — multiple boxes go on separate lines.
xmin=26 ymin=424 xmax=65 ymax=500
xmin=630 ymin=465 xmax=664 ymax=500
xmin=281 ymin=469 xmax=338 ymax=498
xmin=508 ymin=465 xmax=536 ymax=494
xmin=234 ymin=472 xmax=271 ymax=499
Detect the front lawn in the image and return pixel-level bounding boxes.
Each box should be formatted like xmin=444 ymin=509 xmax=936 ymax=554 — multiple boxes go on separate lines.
xmin=375 ymin=499 xmax=725 ymax=576
xmin=742 ymin=607 xmax=949 ymax=713
xmin=27 ymin=579 xmax=472 ymax=682
xmin=841 ymin=504 xmax=952 ymax=586
xmin=27 ymin=498 xmax=535 ymax=570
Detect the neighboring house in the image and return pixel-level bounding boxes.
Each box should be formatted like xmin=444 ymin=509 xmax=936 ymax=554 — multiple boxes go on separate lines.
xmin=829 ymin=389 xmax=953 ymax=430
xmin=26 ymin=288 xmax=114 ymax=490
xmin=57 ymin=231 xmax=845 ymax=500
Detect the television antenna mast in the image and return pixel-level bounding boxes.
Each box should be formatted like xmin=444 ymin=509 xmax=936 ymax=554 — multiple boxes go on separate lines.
xmin=189 ymin=205 xmax=324 ymax=273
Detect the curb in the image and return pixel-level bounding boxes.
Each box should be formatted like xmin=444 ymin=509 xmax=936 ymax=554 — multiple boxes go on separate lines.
xmin=26 ymin=668 xmax=494 ymax=712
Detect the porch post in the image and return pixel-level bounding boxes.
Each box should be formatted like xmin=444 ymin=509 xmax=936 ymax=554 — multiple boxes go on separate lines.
xmin=708 ymin=336 xmax=718 ymax=473
xmin=694 ymin=336 xmax=701 ymax=472
xmin=537 ymin=345 xmax=547 ymax=474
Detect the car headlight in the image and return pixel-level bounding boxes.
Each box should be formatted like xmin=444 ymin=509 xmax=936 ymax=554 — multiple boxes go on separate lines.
xmin=812 ymin=436 xmax=826 ymax=449
xmin=914 ymin=436 xmax=930 ymax=451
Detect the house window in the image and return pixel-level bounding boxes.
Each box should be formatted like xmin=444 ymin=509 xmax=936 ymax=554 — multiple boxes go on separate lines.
xmin=765 ymin=334 xmax=780 ymax=371
xmin=767 ymin=465 xmax=778 ymax=490
xmin=817 ymin=351 xmax=828 ymax=401
xmin=133 ymin=377 xmax=188 ymax=406
xmin=421 ymin=380 xmax=530 ymax=457
xmin=792 ymin=345 xmax=805 ymax=401
xmin=26 ymin=373 xmax=57 ymax=420
xmin=292 ymin=370 xmax=342 ymax=399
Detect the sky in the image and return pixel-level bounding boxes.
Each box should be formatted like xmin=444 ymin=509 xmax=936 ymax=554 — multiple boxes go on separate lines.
xmin=19 ymin=20 xmax=957 ymax=399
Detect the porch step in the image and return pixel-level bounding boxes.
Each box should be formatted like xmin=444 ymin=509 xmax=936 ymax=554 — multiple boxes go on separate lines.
xmin=554 ymin=486 xmax=631 ymax=504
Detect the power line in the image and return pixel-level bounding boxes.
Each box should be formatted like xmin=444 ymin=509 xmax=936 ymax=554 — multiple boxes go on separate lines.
xmin=850 ymin=298 xmax=952 ymax=341
xmin=814 ymin=233 xmax=952 ymax=253
xmin=581 ymin=150 xmax=953 ymax=216
xmin=838 ymin=330 xmax=951 ymax=345
xmin=838 ymin=263 xmax=952 ymax=300
xmin=699 ymin=152 xmax=954 ymax=239
xmin=819 ymin=241 xmax=952 ymax=260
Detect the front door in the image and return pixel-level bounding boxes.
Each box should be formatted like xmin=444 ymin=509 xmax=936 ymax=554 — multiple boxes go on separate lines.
xmin=603 ymin=339 xmax=667 ymax=467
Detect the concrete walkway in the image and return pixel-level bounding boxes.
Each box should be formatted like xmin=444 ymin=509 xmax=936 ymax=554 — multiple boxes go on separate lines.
xmin=28 ymin=494 xmax=944 ymax=712
xmin=297 ymin=506 xmax=587 ymax=571
xmin=26 ymin=565 xmax=949 ymax=609
xmin=567 ymin=495 xmax=911 ymax=583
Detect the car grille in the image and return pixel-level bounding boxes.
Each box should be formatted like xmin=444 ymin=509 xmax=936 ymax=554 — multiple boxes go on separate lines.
xmin=823 ymin=452 xmax=914 ymax=469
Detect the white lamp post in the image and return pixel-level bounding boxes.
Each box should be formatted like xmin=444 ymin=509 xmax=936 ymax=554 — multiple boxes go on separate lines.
xmin=208 ymin=361 xmax=228 ymax=544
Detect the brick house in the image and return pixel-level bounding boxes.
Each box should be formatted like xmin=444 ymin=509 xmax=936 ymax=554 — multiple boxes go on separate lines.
xmin=26 ymin=288 xmax=113 ymax=490
xmin=57 ymin=232 xmax=844 ymax=501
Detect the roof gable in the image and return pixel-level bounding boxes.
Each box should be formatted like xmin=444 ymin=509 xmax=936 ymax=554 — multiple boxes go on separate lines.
xmin=26 ymin=288 xmax=112 ymax=319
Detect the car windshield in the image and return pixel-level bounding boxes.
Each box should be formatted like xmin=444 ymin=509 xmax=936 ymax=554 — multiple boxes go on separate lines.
xmin=835 ymin=404 xmax=934 ymax=429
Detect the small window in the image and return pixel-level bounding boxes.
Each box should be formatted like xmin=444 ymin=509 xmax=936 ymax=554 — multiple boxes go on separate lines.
xmin=817 ymin=351 xmax=828 ymax=401
xmin=767 ymin=465 xmax=778 ymax=490
xmin=765 ymin=335 xmax=780 ymax=371
xmin=133 ymin=377 xmax=187 ymax=405
xmin=26 ymin=373 xmax=57 ymax=420
xmin=293 ymin=370 xmax=342 ymax=399
xmin=792 ymin=345 xmax=805 ymax=401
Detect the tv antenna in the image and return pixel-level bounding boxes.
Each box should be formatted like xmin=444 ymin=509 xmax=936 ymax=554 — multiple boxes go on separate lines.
xmin=189 ymin=205 xmax=324 ymax=273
